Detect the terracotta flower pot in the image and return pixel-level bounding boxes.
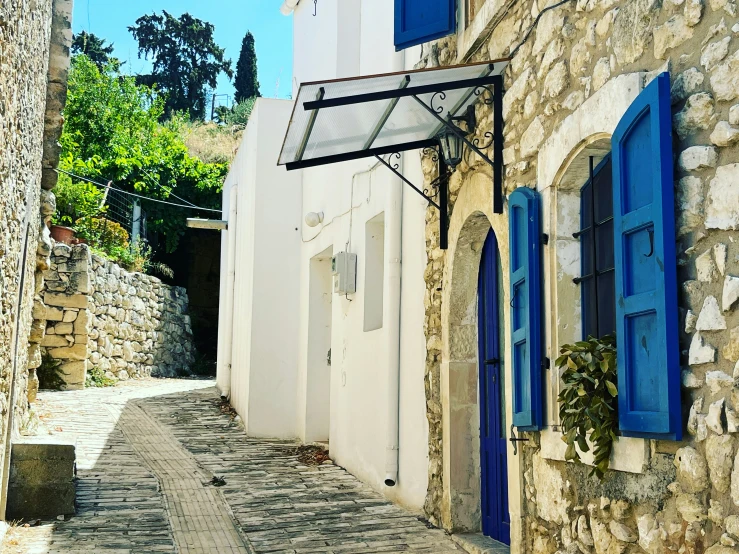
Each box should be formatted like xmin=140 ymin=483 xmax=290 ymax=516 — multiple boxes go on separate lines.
xmin=49 ymin=225 xmax=76 ymax=245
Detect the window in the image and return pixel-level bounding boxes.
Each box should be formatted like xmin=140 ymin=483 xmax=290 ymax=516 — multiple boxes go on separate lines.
xmin=364 ymin=213 xmax=385 ymax=332
xmin=394 ymin=0 xmax=456 ymax=51
xmin=576 ymin=155 xmax=616 ymax=340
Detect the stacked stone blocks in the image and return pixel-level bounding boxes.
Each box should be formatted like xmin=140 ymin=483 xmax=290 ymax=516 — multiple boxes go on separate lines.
xmin=37 ymin=243 xmax=194 ymax=388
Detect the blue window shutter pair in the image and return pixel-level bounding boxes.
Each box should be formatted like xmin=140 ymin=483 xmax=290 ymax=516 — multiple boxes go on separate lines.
xmin=394 ymin=0 xmax=456 ymax=51
xmin=612 ymin=72 xmax=682 ymax=440
xmin=509 ymin=187 xmax=543 ymax=431
xmin=508 ymin=73 xmax=680 ymax=440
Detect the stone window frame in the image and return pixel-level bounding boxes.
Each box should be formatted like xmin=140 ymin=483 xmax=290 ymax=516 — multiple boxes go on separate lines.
xmin=536 ymin=72 xmax=652 ymax=474
xmin=455 ymin=0 xmax=515 ymax=62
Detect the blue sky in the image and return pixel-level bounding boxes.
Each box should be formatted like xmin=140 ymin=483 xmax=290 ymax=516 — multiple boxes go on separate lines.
xmin=73 ymin=1 xmax=294 ymax=108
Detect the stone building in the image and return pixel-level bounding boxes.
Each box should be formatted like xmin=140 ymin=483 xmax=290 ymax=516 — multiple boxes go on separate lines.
xmin=0 ymin=0 xmax=73 ymax=519
xmin=401 ymin=0 xmax=739 ymax=551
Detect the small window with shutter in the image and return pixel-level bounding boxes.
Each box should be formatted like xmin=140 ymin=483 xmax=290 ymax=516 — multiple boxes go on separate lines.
xmin=394 ymin=0 xmax=457 ymax=51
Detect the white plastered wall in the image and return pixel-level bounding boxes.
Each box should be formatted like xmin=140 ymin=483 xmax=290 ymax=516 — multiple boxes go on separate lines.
xmin=290 ymin=0 xmax=430 ymax=511
xmin=219 ymin=99 xmax=303 ymax=439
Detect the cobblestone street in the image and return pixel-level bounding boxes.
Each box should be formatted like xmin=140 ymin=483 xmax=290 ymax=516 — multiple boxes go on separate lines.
xmin=2 ymin=379 xmax=462 ymax=554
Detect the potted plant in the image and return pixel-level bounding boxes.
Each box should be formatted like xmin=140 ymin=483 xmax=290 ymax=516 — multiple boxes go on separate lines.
xmin=51 ymin=174 xmax=104 ymax=244
xmin=556 ymin=334 xmax=618 ymax=479
xmin=49 ymin=224 xmax=76 ymax=244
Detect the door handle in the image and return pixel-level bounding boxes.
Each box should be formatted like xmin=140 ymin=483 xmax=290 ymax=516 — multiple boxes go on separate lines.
xmin=484 ymin=358 xmax=499 ymax=365
xmin=509 ymin=424 xmax=529 ymax=456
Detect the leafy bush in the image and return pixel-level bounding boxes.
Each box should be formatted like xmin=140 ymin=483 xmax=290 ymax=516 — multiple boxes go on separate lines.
xmin=86 ymin=367 xmax=117 ymax=388
xmin=556 ymin=334 xmax=618 ymax=479
xmin=75 ymin=217 xmax=130 ymax=250
xmin=37 ymin=352 xmax=66 ymax=390
xmin=53 ymin=174 xmax=104 ymax=226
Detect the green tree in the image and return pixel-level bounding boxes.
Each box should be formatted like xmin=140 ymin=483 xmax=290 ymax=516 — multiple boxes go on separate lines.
xmin=234 ymin=31 xmax=260 ymax=102
xmin=128 ymin=11 xmax=233 ymax=120
xmin=71 ymin=31 xmax=120 ymax=70
xmin=60 ymin=55 xmax=227 ymax=253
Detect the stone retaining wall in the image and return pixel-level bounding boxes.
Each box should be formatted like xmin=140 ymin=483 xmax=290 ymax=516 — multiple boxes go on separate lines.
xmin=40 ymin=244 xmax=194 ymax=387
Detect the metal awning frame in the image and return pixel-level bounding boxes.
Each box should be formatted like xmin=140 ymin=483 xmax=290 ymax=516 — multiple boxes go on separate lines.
xmin=283 ymin=62 xmax=507 ymax=249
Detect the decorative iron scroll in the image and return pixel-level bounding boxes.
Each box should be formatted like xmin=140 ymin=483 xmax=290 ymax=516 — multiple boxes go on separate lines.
xmin=422 ymin=147 xmax=439 ymax=163
xmin=473 ymin=85 xmax=495 ymax=106
xmin=430 ymin=91 xmax=447 ymax=114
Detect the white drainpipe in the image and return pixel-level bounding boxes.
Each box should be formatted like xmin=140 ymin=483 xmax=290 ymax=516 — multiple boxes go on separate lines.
xmin=385 ymin=50 xmax=406 ymax=488
xmin=280 ymin=0 xmax=300 ymax=15
xmin=217 ymin=184 xmax=238 ymax=398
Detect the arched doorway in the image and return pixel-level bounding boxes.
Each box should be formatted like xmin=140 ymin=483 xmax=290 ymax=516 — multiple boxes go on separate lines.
xmin=477 ymin=230 xmax=509 ymax=544
xmin=438 ymin=170 xmax=523 ymax=550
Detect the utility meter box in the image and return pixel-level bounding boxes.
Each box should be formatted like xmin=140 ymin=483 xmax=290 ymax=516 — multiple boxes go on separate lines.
xmin=332 ymin=252 xmax=357 ymax=294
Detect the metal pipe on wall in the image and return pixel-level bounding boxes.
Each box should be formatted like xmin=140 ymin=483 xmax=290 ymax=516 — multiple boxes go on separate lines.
xmin=384 ymin=49 xmax=405 ymax=488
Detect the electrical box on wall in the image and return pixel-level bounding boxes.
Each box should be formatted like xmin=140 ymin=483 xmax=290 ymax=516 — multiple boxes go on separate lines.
xmin=332 ymin=252 xmax=357 ymax=294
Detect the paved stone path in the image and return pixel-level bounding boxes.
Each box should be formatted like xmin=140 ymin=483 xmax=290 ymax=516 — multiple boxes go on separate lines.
xmin=4 ymin=378 xmax=462 ymax=554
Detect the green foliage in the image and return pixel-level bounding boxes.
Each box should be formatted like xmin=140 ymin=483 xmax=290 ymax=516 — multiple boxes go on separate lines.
xmin=214 ymin=97 xmax=256 ymax=128
xmin=147 ymin=261 xmax=175 ymax=279
xmin=556 ymin=334 xmax=618 ymax=480
xmin=71 ymin=31 xmax=121 ymax=70
xmin=52 ymin=173 xmax=104 ymax=226
xmin=85 ymin=367 xmax=117 ymax=388
xmin=38 ymin=353 xmax=66 ymax=391
xmin=61 ymin=55 xmax=227 ymax=254
xmin=234 ymin=31 xmax=260 ymax=102
xmin=128 ymin=11 xmax=233 ymax=120
xmin=75 ymin=217 xmax=130 ymax=251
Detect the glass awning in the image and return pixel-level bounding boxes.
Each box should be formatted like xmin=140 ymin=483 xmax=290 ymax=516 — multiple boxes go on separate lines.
xmin=277 ymin=59 xmax=509 ymax=170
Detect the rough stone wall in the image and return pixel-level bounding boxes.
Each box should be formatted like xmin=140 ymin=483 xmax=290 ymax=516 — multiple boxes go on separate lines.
xmin=418 ymin=0 xmax=739 ymax=550
xmin=0 ymin=0 xmax=55 ymax=493
xmin=88 ymin=251 xmax=195 ymax=380
xmin=39 ymin=244 xmax=195 ymax=386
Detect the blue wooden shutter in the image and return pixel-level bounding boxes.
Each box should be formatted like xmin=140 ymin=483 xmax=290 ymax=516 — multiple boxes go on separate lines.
xmin=509 ymin=187 xmax=543 ymax=430
xmin=611 ymin=72 xmax=681 ymax=440
xmin=394 ymin=0 xmax=456 ymax=51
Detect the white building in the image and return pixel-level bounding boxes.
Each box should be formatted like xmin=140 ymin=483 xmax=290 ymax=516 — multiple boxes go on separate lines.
xmin=217 ymin=0 xmax=431 ymax=511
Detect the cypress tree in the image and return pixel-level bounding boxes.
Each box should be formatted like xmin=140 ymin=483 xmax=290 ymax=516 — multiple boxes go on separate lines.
xmin=234 ymin=31 xmax=260 ymax=102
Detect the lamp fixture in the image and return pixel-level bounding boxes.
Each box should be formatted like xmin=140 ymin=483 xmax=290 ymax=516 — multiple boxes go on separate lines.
xmin=437 ymin=126 xmax=465 ymax=170
xmin=305 ymin=211 xmax=324 ymax=227
xmin=435 ymin=104 xmax=478 ymax=170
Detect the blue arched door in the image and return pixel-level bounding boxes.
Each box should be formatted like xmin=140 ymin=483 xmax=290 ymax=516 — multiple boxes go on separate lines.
xmin=477 ymin=230 xmax=510 ymax=544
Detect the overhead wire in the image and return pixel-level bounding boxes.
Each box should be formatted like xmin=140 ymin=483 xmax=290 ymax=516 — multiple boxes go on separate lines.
xmin=463 ymin=0 xmax=574 ymax=62
xmin=140 ymin=168 xmax=198 ymax=207
xmin=509 ymin=0 xmax=574 ymax=58
xmin=54 ymin=169 xmax=223 ymax=214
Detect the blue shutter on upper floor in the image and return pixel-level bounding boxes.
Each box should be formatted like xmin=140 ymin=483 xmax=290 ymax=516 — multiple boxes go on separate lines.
xmin=509 ymin=187 xmax=543 ymax=431
xmin=611 ymin=72 xmax=681 ymax=440
xmin=394 ymin=0 xmax=456 ymax=51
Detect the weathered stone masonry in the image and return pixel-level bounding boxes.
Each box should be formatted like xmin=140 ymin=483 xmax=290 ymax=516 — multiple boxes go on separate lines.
xmin=38 ymin=244 xmax=195 ymax=388
xmin=0 ymin=0 xmax=72 ymax=518
xmin=418 ymin=0 xmax=739 ymax=551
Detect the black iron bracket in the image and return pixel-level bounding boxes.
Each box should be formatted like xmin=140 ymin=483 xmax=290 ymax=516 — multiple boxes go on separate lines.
xmin=376 ymin=154 xmax=441 ymax=210
xmin=376 ymin=149 xmax=450 ymax=250
xmin=509 ymin=424 xmax=530 ymax=456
